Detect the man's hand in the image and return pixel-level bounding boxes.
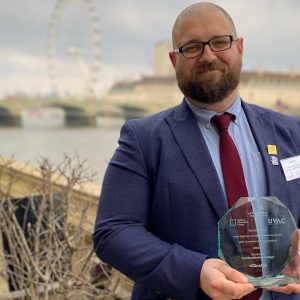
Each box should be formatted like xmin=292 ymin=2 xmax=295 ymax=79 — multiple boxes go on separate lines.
xmin=267 ymin=229 xmax=300 ymax=294
xmin=200 ymin=258 xmax=255 ymax=300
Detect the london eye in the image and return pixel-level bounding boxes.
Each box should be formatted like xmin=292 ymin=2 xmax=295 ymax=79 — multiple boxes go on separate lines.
xmin=48 ymin=0 xmax=101 ymax=99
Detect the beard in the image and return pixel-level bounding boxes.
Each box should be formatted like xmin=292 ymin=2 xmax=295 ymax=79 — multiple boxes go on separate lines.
xmin=176 ymin=59 xmax=242 ymax=104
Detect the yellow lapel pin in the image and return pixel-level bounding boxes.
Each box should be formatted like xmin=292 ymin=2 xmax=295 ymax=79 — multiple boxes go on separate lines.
xmin=267 ymin=145 xmax=277 ymax=155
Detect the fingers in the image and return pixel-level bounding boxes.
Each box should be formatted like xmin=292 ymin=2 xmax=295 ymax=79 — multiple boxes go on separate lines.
xmin=290 ymin=229 xmax=300 ymax=254
xmin=219 ymin=263 xmax=248 ymax=283
xmin=215 ymin=277 xmax=254 ymax=299
xmin=268 ymin=283 xmax=300 ymax=294
xmin=200 ymin=259 xmax=256 ymax=299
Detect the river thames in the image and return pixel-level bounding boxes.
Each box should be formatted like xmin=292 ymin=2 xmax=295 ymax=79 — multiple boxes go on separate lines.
xmin=0 ymin=123 xmax=123 ymax=184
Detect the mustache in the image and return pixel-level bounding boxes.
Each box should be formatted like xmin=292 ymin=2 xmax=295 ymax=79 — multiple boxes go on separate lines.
xmin=193 ymin=61 xmax=226 ymax=73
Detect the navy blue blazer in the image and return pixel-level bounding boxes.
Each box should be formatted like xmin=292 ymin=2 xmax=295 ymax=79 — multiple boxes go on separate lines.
xmin=93 ymin=100 xmax=300 ymax=300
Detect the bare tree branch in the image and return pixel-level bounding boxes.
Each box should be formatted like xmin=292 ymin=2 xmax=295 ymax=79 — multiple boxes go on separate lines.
xmin=0 ymin=156 xmax=130 ymax=299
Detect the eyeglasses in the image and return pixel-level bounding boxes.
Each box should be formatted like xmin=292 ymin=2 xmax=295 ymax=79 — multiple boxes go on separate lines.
xmin=173 ymin=35 xmax=238 ymax=59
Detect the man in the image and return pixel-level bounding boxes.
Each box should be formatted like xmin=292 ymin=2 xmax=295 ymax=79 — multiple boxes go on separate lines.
xmin=93 ymin=2 xmax=300 ymax=299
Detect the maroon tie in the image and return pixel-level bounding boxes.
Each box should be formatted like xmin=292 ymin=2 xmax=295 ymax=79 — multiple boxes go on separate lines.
xmin=213 ymin=114 xmax=262 ymax=300
xmin=212 ymin=114 xmax=247 ymax=206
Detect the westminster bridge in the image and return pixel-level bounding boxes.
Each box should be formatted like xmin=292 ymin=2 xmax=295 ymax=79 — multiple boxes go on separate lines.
xmin=0 ymin=98 xmax=147 ymax=127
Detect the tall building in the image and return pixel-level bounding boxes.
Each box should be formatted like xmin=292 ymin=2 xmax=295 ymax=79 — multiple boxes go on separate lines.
xmin=153 ymin=40 xmax=174 ymax=77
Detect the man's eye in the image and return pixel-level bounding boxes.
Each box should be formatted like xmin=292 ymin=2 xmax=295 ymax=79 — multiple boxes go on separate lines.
xmin=215 ymin=41 xmax=227 ymax=46
xmin=183 ymin=44 xmax=202 ymax=53
xmin=212 ymin=39 xmax=229 ymax=48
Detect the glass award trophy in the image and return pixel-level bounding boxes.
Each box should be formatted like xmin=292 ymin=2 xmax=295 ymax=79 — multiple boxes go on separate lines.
xmin=218 ymin=196 xmax=299 ymax=288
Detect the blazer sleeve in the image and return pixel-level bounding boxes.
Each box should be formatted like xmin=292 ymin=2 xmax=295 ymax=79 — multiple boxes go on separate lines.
xmin=93 ymin=121 xmax=207 ymax=300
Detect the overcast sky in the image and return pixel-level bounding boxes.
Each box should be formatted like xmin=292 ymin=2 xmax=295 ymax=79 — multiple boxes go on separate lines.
xmin=1 ymin=0 xmax=300 ymax=98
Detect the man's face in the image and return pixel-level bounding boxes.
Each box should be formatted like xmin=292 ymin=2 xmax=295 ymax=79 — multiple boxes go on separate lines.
xmin=170 ymin=11 xmax=243 ymax=105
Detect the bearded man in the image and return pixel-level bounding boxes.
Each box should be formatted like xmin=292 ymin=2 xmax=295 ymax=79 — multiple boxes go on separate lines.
xmin=93 ymin=2 xmax=300 ymax=299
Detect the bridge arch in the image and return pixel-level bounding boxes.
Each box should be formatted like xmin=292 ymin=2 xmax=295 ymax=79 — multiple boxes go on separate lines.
xmin=0 ymin=107 xmax=21 ymax=127
xmin=50 ymin=104 xmax=96 ymax=126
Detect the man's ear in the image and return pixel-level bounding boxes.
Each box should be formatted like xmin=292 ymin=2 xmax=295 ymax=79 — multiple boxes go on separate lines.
xmin=237 ymin=37 xmax=244 ymax=56
xmin=169 ymin=51 xmax=176 ymax=68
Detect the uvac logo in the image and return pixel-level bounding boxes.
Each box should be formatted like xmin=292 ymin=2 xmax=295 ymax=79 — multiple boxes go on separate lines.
xmin=268 ymin=218 xmax=286 ymax=225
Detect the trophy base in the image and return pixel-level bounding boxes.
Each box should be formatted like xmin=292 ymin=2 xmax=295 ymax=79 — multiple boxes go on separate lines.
xmin=246 ymin=275 xmax=299 ymax=288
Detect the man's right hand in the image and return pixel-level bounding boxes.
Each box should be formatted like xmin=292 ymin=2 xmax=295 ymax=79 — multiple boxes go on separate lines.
xmin=200 ymin=258 xmax=256 ymax=299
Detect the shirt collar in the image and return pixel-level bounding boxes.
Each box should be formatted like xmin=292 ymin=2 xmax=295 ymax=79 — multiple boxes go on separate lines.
xmin=185 ymin=96 xmax=242 ymax=129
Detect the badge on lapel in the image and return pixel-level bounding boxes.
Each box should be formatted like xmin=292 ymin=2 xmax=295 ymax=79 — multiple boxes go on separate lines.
xmin=267 ymin=145 xmax=279 ymax=166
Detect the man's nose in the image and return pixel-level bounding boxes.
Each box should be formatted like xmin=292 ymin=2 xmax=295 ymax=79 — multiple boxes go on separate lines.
xmin=199 ymin=44 xmax=217 ymax=61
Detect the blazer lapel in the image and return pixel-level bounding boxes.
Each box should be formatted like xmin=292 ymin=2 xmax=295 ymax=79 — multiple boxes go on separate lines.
xmin=242 ymin=102 xmax=281 ymax=197
xmin=166 ymin=100 xmax=228 ymax=219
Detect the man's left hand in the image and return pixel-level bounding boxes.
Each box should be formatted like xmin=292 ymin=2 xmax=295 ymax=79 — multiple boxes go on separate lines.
xmin=268 ymin=229 xmax=300 ymax=294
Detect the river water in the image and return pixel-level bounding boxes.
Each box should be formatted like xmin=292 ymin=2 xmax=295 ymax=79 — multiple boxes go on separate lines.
xmin=0 ymin=122 xmax=123 ymax=184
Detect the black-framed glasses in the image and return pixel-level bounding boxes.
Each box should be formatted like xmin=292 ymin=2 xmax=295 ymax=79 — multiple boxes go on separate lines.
xmin=173 ymin=35 xmax=238 ymax=59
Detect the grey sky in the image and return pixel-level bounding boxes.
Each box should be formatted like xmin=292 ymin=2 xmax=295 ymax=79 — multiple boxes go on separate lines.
xmin=1 ymin=0 xmax=300 ymax=97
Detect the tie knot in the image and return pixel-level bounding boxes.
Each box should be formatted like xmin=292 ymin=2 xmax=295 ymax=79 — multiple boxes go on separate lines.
xmin=212 ymin=113 xmax=233 ymax=131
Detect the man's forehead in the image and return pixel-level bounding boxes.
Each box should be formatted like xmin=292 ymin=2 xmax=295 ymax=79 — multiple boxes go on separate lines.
xmin=173 ymin=10 xmax=230 ymax=40
xmin=172 ymin=2 xmax=236 ymax=42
